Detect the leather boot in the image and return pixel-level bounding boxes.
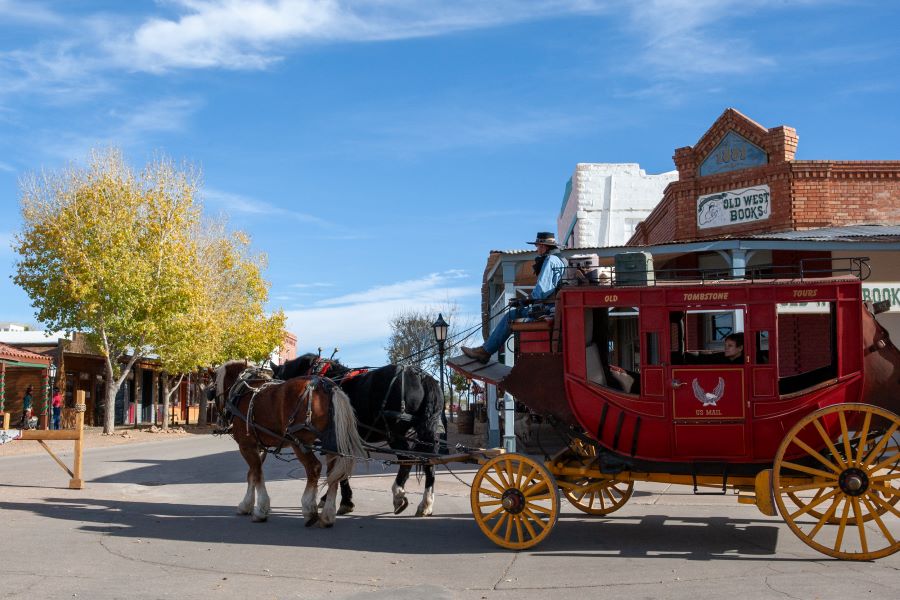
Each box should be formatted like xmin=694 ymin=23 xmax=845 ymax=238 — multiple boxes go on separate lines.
xmin=462 ymin=346 xmax=491 ymax=363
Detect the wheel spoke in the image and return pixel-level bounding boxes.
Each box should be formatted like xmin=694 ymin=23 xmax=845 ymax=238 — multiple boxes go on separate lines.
xmin=523 ymin=479 xmax=549 ymax=497
xmin=514 ymin=514 xmax=525 ymax=543
xmin=493 ymin=463 xmax=511 ymax=488
xmin=870 ymin=472 xmax=900 ymax=483
xmin=851 ymin=496 xmax=869 ymax=554
xmin=519 ymin=466 xmax=537 ymax=490
xmin=788 ymin=487 xmax=840 ymax=520
xmin=855 ymin=411 xmax=874 ymax=466
xmin=813 ymin=417 xmax=848 ymax=470
xmin=833 ymin=497 xmax=851 ymax=553
xmin=839 ymin=412 xmax=853 ymax=464
xmin=481 ymin=474 xmax=506 ymax=495
xmin=867 ymin=491 xmax=900 ymax=518
xmin=780 ymin=460 xmax=839 ymax=480
xmin=861 ymin=494 xmax=896 ymax=546
xmin=483 ymin=505 xmax=506 ymax=521
xmin=527 ymin=503 xmax=554 ymax=515
xmin=869 ymin=483 xmax=900 ymax=498
xmin=491 ymin=511 xmax=508 ymax=535
xmin=861 ymin=423 xmax=900 ymax=466
xmin=521 ymin=507 xmax=550 ymax=531
xmin=479 ymin=499 xmax=503 ymax=507
xmin=781 ymin=481 xmax=839 ymax=494
xmin=520 ymin=511 xmax=538 ymax=539
xmin=503 ymin=512 xmax=515 ymax=543
xmin=869 ymin=453 xmax=900 ymax=474
xmin=524 ymin=493 xmax=555 ymax=502
xmin=514 ymin=460 xmax=526 ymax=488
xmin=587 ymin=492 xmax=596 ymax=510
xmin=505 ymin=459 xmax=516 ymax=489
xmin=808 ymin=495 xmax=842 ymax=540
xmin=792 ymin=436 xmax=843 ymax=475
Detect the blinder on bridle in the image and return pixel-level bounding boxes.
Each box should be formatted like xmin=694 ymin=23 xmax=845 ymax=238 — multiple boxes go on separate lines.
xmin=864 ymin=300 xmax=892 ymax=355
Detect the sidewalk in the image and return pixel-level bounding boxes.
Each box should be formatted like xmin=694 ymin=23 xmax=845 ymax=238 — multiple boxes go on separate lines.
xmin=0 ymin=423 xmax=216 ymax=458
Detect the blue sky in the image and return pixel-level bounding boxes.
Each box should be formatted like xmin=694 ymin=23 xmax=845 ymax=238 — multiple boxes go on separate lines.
xmin=1 ymin=0 xmax=899 ymax=366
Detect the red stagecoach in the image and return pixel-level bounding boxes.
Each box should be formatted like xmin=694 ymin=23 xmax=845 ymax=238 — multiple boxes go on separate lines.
xmin=450 ymin=258 xmax=900 ymax=559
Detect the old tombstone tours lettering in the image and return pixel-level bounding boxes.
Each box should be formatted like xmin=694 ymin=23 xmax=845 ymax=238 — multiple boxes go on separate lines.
xmin=697 ymin=185 xmax=771 ymax=230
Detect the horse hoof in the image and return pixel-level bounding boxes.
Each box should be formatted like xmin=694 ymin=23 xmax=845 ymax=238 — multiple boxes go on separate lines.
xmin=415 ymin=508 xmax=432 ymax=517
xmin=393 ymin=498 xmax=409 ymax=515
xmin=251 ymin=514 xmax=268 ymax=523
xmin=305 ymin=514 xmax=320 ymax=527
xmin=337 ymin=502 xmax=354 ymax=516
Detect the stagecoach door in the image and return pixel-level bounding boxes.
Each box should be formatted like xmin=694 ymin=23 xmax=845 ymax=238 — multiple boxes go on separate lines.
xmin=666 ymin=307 xmax=748 ymax=459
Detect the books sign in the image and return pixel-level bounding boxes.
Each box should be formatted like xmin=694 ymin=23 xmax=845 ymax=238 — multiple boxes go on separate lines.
xmin=697 ymin=185 xmax=771 ymax=230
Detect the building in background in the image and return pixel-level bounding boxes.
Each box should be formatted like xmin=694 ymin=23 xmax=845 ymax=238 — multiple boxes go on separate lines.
xmin=558 ymin=163 xmax=676 ymax=249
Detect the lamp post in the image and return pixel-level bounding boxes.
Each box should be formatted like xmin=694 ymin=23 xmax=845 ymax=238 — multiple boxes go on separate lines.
xmin=49 ymin=363 xmax=57 ymax=429
xmin=432 ymin=313 xmax=449 ymax=454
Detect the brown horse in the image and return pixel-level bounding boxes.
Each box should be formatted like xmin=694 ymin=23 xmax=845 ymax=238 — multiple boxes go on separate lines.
xmin=214 ymin=361 xmax=365 ymax=527
xmin=861 ymin=302 xmax=900 ymax=415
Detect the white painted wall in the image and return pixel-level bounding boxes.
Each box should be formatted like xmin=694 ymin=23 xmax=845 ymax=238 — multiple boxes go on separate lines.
xmin=558 ymin=163 xmax=677 ymax=248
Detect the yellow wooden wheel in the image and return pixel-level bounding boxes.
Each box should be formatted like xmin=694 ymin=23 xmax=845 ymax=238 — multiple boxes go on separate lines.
xmin=470 ymin=453 xmax=559 ymax=550
xmin=556 ymin=443 xmax=634 ymax=515
xmin=773 ymin=403 xmax=900 ymax=560
xmin=784 ymin=433 xmax=900 ymax=525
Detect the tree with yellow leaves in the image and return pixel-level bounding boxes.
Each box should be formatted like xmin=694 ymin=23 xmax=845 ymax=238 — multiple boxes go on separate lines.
xmin=14 ymin=149 xmax=284 ymax=433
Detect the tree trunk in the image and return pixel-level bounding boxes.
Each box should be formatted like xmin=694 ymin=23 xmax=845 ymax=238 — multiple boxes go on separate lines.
xmin=197 ymin=370 xmax=208 ymax=426
xmin=161 ymin=372 xmax=170 ymax=430
xmin=103 ymin=361 xmax=118 ymax=435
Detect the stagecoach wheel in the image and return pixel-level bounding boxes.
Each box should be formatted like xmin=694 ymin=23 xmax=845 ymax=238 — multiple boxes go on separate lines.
xmin=773 ymin=403 xmax=900 ymax=560
xmin=784 ymin=431 xmax=900 ymax=525
xmin=557 ymin=443 xmax=634 ymax=515
xmin=470 ymin=453 xmax=559 ymax=550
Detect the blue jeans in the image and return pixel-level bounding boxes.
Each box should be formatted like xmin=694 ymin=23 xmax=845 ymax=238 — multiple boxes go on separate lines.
xmin=483 ymin=306 xmax=529 ymax=356
xmin=52 ymin=407 xmax=61 ymax=430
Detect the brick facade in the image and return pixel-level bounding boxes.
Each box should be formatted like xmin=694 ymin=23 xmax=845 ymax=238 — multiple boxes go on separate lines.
xmin=629 ymin=109 xmax=900 ymax=245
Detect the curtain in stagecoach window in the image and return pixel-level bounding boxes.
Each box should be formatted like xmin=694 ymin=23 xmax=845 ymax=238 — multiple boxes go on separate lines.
xmin=776 ymin=302 xmax=837 ymax=394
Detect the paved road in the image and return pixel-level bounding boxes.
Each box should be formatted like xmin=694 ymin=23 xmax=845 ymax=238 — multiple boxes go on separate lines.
xmin=1 ymin=434 xmax=898 ymax=600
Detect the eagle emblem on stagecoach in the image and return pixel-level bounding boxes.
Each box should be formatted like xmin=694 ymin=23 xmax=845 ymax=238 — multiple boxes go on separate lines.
xmin=692 ymin=377 xmax=725 ymax=407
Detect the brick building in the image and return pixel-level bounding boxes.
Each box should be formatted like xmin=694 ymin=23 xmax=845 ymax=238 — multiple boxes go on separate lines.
xmin=0 ymin=342 xmax=52 ymax=429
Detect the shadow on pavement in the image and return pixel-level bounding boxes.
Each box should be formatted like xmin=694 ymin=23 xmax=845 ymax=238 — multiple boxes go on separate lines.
xmin=0 ymin=495 xmax=794 ymax=559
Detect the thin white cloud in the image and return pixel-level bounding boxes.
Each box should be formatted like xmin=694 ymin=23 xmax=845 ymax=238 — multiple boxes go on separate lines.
xmin=117 ymin=0 xmax=613 ymax=72
xmin=289 ymin=282 xmax=334 ymax=289
xmin=0 ymin=0 xmax=65 ymax=26
xmin=32 ymin=97 xmax=203 ymax=161
xmin=283 ymin=270 xmax=480 ymax=365
xmin=625 ymin=0 xmax=779 ymax=78
xmin=203 ymin=187 xmax=331 ymax=226
xmin=0 ymin=160 xmax=15 ymax=172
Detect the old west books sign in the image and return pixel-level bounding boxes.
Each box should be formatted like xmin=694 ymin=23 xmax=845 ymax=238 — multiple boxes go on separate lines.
xmin=697 ymin=184 xmax=771 ymax=230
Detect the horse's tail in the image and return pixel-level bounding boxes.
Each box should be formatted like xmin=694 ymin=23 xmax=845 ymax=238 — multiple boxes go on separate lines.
xmin=418 ymin=372 xmax=446 ymax=446
xmin=327 ymin=386 xmax=366 ymax=484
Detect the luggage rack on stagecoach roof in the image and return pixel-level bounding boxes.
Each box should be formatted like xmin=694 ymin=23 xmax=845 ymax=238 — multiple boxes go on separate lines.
xmin=560 ymin=255 xmax=871 ymax=288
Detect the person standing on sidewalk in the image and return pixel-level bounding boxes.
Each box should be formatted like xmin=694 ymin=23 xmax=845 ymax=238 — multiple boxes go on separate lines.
xmin=51 ymin=388 xmax=62 ymax=430
xmin=21 ymin=386 xmax=33 ymax=429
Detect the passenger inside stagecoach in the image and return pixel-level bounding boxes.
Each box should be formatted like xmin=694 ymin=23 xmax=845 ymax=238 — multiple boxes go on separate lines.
xmin=717 ymin=332 xmax=745 ymax=364
xmin=462 ymin=231 xmax=566 ymax=364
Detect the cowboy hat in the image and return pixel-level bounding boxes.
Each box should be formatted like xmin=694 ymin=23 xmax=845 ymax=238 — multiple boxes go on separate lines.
xmin=527 ymin=231 xmax=559 ymax=247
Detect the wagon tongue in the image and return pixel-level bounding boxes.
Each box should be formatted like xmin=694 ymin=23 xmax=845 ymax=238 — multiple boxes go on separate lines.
xmin=447 ymin=354 xmax=512 ymax=388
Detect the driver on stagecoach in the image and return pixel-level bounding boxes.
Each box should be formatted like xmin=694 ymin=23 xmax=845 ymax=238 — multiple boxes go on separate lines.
xmin=462 ymin=231 xmax=566 ymax=364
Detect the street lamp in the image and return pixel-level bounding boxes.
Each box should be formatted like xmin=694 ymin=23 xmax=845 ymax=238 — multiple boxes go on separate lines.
xmin=432 ymin=313 xmax=449 ymax=453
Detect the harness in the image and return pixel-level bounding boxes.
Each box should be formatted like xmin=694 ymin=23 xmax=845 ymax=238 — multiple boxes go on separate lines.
xmin=223 ymin=368 xmax=335 ymax=454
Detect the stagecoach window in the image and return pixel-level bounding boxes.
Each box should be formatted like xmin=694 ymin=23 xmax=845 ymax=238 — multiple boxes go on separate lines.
xmin=669 ymin=309 xmax=744 ymax=365
xmin=776 ymin=302 xmax=837 ymax=394
xmin=584 ymin=307 xmax=641 ymax=395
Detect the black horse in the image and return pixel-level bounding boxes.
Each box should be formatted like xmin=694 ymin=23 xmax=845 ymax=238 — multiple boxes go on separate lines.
xmin=275 ymin=353 xmax=446 ymax=516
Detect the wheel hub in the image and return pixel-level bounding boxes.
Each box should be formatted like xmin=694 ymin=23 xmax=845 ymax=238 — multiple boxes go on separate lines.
xmin=839 ymin=467 xmax=870 ymax=496
xmin=501 ymin=488 xmax=526 ymax=514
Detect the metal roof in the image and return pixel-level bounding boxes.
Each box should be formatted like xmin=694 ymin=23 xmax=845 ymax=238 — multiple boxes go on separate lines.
xmin=744 ymin=224 xmax=900 ymax=242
